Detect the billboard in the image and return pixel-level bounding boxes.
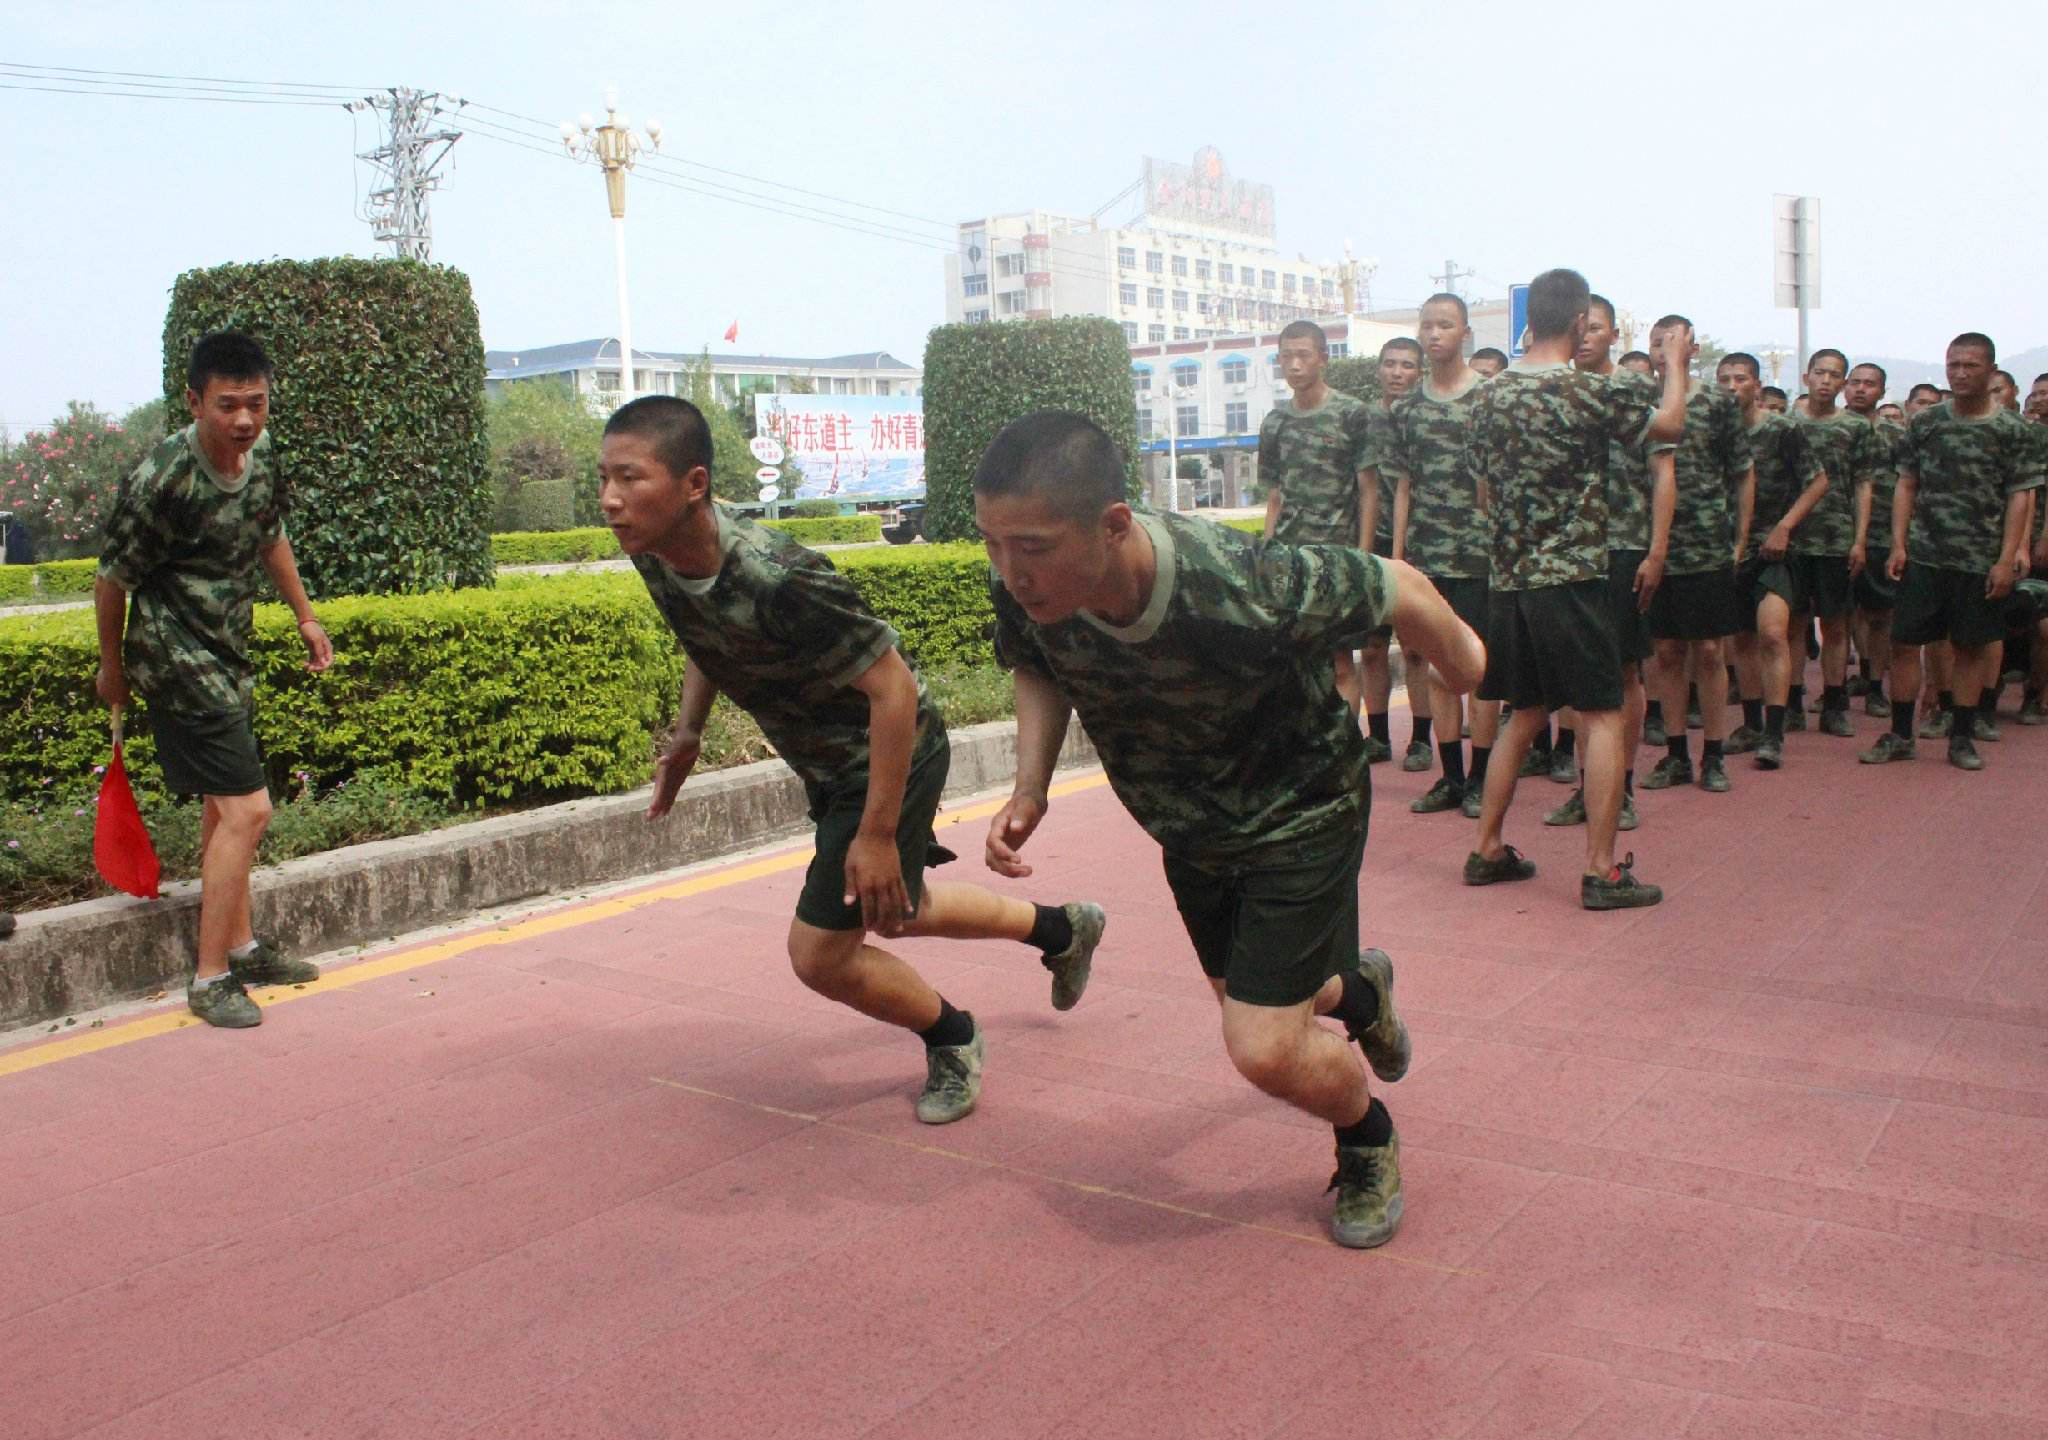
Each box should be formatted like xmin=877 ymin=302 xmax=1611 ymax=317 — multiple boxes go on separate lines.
xmin=754 ymin=394 xmax=925 ymax=500
xmin=1141 ymin=147 xmax=1274 ymax=240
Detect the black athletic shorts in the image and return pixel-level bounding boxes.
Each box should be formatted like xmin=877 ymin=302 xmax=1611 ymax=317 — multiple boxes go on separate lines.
xmin=1797 ymin=552 xmax=1855 ymax=620
xmin=1735 ymin=554 xmax=1800 ymax=633
xmin=1648 ymin=567 xmax=1741 ymax=641
xmin=1425 ymin=573 xmax=1489 ymax=636
xmin=150 ymin=704 xmax=268 ymax=798
xmin=795 ymin=732 xmax=952 ymax=931
xmin=1163 ymin=821 xmax=1365 ymax=1007
xmin=1890 ymin=563 xmax=2009 ymax=650
xmin=1854 ymin=567 xmax=1897 ymax=611
xmin=1607 ymin=549 xmax=1654 ymax=665
xmin=1479 ymin=579 xmax=1624 ymax=713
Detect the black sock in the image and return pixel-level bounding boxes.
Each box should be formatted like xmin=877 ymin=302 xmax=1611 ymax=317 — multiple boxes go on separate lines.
xmin=1367 ymin=711 xmax=1390 ymax=745
xmin=918 ymin=998 xmax=974 ymax=1049
xmin=1645 ymin=700 xmax=1665 ymax=727
xmin=1979 ymin=692 xmax=1999 ymax=721
xmin=1703 ymin=739 xmax=1725 ymax=762
xmin=1335 ymin=1097 xmax=1393 ymax=1149
xmin=1947 ymin=695 xmax=1969 ymax=727
xmin=1789 ymin=683 xmax=1806 ymax=712
xmin=1743 ymin=698 xmax=1764 ymax=731
xmin=1859 ymin=656 xmax=1876 ymax=683
xmin=1823 ymin=684 xmax=1848 ymax=711
xmin=1765 ymin=704 xmax=1786 ymax=738
xmin=1439 ymin=741 xmax=1466 ymax=786
xmin=1555 ymin=727 xmax=1577 ymax=758
xmin=1027 ymin=903 xmax=1073 ymax=957
xmin=1666 ymin=735 xmax=1690 ymax=764
xmin=1624 ymin=769 xmax=1635 ymax=796
xmin=1938 ymin=689 xmax=1955 ymax=713
xmin=1410 ymin=715 xmax=1434 ymax=749
xmin=1688 ymin=682 xmax=1701 ymax=709
xmin=1891 ymin=692 xmax=1916 ymax=739
xmin=1329 ymin=967 xmax=1381 ymax=1032
xmin=1470 ymin=745 xmax=1492 ymax=786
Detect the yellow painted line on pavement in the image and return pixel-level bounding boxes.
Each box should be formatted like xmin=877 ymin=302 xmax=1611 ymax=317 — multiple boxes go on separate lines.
xmin=0 ymin=771 xmax=1110 ymax=1078
xmin=649 ymin=1075 xmax=1482 ymax=1276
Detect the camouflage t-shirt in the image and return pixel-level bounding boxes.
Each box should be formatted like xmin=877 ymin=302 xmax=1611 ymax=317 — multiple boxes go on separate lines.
xmin=1383 ymin=374 xmax=1489 ymax=579
xmin=1744 ymin=411 xmax=1824 ymax=560
xmin=1258 ymin=388 xmax=1374 ymax=547
xmin=1602 ymin=368 xmax=1658 ymax=554
xmin=96 ymin=425 xmax=287 ymax=715
xmin=992 ymin=510 xmax=1394 ymax=867
xmin=1464 ymin=362 xmax=1666 ymax=591
xmin=1864 ymin=417 xmax=1907 ymax=548
xmin=1661 ymin=382 xmax=1753 ymax=575
xmin=632 ymin=507 xmax=945 ymax=794
xmin=1793 ymin=408 xmax=1891 ymax=556
xmin=1896 ymin=402 xmax=2047 ymax=574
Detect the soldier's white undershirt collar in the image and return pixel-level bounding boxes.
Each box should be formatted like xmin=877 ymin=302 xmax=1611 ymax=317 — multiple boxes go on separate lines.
xmin=668 ymin=504 xmax=738 ymax=595
xmin=186 ymin=424 xmax=252 ymax=495
xmin=1080 ymin=510 xmax=1176 ymax=644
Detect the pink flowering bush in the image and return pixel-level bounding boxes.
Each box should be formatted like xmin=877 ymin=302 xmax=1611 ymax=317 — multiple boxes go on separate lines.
xmin=1 ymin=400 xmax=165 ymax=560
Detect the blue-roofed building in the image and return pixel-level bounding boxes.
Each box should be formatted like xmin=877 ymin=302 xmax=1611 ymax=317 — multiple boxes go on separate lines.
xmin=484 ymin=339 xmax=921 ymax=411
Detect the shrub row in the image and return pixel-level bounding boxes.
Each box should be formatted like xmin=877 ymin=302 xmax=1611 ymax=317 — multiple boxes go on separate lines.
xmin=1 ymin=542 xmax=997 ymax=806
xmin=0 ymin=558 xmax=99 ymax=603
xmin=490 ymin=514 xmax=883 ymax=567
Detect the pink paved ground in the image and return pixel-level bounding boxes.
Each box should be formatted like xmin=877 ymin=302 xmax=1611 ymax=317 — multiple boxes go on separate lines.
xmin=5 ymin=702 xmax=2048 ymax=1439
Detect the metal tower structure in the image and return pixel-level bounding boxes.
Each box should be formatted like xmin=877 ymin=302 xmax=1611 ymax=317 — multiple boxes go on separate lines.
xmin=349 ymin=87 xmax=462 ymax=260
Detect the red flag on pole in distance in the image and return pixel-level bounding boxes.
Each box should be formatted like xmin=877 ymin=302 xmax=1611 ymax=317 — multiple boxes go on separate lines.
xmin=724 ymin=320 xmax=739 ymax=343
xmin=94 ymin=707 xmax=160 ymax=899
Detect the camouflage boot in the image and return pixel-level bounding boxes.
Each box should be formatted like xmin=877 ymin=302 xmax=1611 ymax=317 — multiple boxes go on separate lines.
xmin=187 ymin=972 xmax=262 ymax=1028
xmin=1043 ymin=903 xmax=1106 ymax=1012
xmin=916 ymin=1022 xmax=984 ymax=1124
xmin=1329 ymin=1130 xmax=1403 ymax=1249
xmin=228 ymin=936 xmax=320 ymax=987
xmin=1345 ymin=949 xmax=1411 ymax=1083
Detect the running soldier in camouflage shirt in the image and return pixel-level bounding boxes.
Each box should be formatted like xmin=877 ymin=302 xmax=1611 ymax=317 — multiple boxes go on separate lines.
xmin=1792 ymin=350 xmax=1894 ymax=735
xmin=976 ymin=409 xmax=1483 ymax=1250
xmin=1386 ymin=294 xmax=1498 ymax=818
xmin=604 ymin=396 xmax=1107 ymax=1128
xmin=94 ymin=332 xmax=331 ymax=1029
xmin=1862 ymin=334 xmax=2047 ymax=770
xmin=1641 ymin=317 xmax=1754 ymax=796
xmin=1717 ymin=353 xmax=1827 ymax=769
xmin=1461 ymin=270 xmax=1688 ymax=911
xmin=1260 ymin=321 xmax=1376 ymax=735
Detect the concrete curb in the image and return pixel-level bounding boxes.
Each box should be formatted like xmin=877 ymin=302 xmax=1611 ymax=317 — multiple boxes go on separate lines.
xmin=0 ymin=719 xmax=1099 ymax=1034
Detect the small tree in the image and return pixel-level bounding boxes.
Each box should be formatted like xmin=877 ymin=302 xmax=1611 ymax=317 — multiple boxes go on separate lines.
xmin=1326 ymin=358 xmax=1382 ymax=406
xmin=676 ymin=352 xmax=763 ymax=504
xmin=0 ymin=399 xmax=168 ymax=560
xmin=922 ymin=317 xmax=1140 ymax=541
xmin=486 ymin=377 xmax=606 ymax=527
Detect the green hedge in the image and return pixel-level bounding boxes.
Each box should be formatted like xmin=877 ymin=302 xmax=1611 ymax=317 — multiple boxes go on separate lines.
xmin=1326 ymin=357 xmax=1384 ymax=406
xmin=1 ymin=543 xmax=997 ymax=804
xmin=490 ymin=514 xmax=882 ymax=567
xmin=0 ymin=559 xmax=99 ymax=604
xmin=164 ymin=258 xmax=493 ymax=598
xmin=922 ymin=316 xmax=1141 ymax=542
xmin=0 ymin=568 xmax=32 ymax=602
xmin=1221 ymin=517 xmax=1262 ymax=534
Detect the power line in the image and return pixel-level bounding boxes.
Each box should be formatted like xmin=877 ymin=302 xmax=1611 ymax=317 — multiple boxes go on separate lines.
xmin=0 ymin=60 xmax=363 ymax=92
xmin=0 ymin=78 xmax=342 ymax=108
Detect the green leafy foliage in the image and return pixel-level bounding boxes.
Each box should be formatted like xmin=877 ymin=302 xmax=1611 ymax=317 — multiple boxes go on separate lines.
xmin=1 ymin=543 xmax=997 ymax=806
xmin=0 ymin=400 xmax=168 ymax=560
xmin=163 ymin=258 xmax=493 ymax=597
xmin=922 ymin=317 xmax=1141 ymax=541
xmin=1326 ymin=358 xmax=1383 ymax=405
xmin=0 ymin=568 xmax=34 ymax=602
xmin=485 ymin=377 xmax=607 ymax=527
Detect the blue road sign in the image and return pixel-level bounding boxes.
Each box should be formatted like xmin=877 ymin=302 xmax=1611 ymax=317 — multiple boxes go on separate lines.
xmin=1509 ymin=283 xmax=1530 ymax=357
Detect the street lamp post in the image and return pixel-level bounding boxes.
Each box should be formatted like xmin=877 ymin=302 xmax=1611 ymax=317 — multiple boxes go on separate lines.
xmin=561 ymin=91 xmax=661 ymax=405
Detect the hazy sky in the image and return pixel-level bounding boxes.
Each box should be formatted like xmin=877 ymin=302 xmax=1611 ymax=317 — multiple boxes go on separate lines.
xmin=4 ymin=0 xmax=2041 ymax=434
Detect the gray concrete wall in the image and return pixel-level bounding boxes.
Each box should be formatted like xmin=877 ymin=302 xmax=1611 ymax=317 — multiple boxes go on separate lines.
xmin=0 ymin=720 xmax=1099 ymax=1034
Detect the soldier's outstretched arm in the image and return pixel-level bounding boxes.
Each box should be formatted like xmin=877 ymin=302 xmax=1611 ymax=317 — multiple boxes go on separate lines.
xmin=1645 ymin=326 xmax=1693 ymax=442
xmin=1383 ymin=558 xmax=1484 ymax=694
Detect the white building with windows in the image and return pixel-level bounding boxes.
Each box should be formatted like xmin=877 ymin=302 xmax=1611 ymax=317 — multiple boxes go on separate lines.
xmin=484 ymin=340 xmax=921 ymax=412
xmin=944 ymin=148 xmax=1353 ymax=344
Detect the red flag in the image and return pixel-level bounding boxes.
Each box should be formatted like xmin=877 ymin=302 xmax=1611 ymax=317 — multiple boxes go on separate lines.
xmin=723 ymin=321 xmax=739 ymax=343
xmin=94 ymin=708 xmax=160 ymax=899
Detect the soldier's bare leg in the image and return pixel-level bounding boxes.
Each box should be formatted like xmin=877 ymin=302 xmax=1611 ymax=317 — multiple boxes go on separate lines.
xmin=1333 ymin=647 xmax=1361 ymax=721
xmin=1220 ymin=997 xmax=1371 ymax=1125
xmin=1476 ymin=703 xmax=1547 ymax=858
xmin=1579 ymin=708 xmax=1627 ymax=875
xmin=196 ymin=788 xmax=273 ymax=980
